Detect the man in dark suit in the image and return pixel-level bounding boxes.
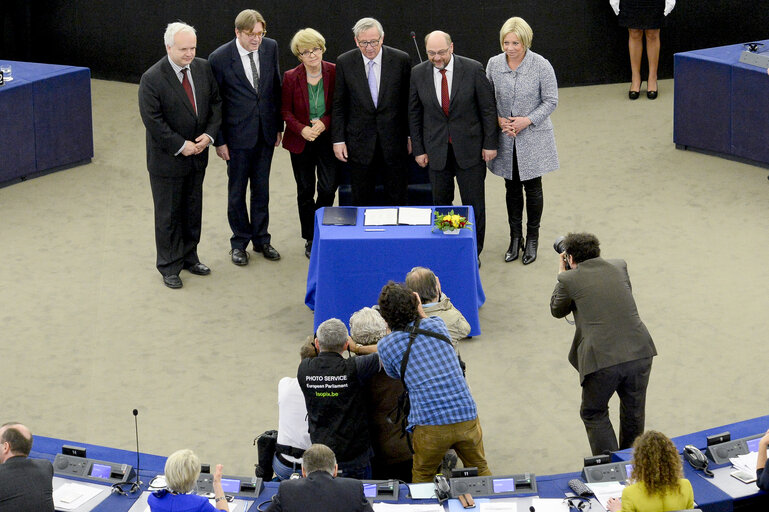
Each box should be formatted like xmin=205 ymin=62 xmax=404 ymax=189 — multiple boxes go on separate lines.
xmin=409 ymin=31 xmax=498 ymax=257
xmin=266 ymin=443 xmax=373 ymax=512
xmin=332 ymin=17 xmax=412 ymax=206
xmin=139 ymin=22 xmax=221 ymax=289
xmin=0 ymin=422 xmax=54 ymax=511
xmin=209 ymin=9 xmax=283 ymax=266
xmin=550 ymin=233 xmax=657 ymax=455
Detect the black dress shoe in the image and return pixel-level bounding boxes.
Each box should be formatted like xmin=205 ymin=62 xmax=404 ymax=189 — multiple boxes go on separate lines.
xmin=304 ymin=240 xmax=312 ymax=259
xmin=628 ymin=90 xmax=640 ymax=100
xmin=185 ymin=262 xmax=210 ymax=275
xmin=647 ymin=90 xmax=658 ymax=100
xmin=522 ymin=237 xmax=539 ymax=265
xmin=162 ymin=274 xmax=183 ymax=289
xmin=255 ymin=243 xmax=281 ymax=261
xmin=230 ymin=248 xmax=249 ymax=266
xmin=504 ymin=237 xmax=522 ymax=262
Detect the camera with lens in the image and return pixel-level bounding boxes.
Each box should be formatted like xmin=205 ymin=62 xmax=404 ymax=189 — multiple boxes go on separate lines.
xmin=553 ymin=235 xmax=571 ymax=270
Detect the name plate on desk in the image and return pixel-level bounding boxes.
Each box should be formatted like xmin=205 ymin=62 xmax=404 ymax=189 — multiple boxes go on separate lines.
xmin=449 ymin=473 xmax=536 ymax=497
xmin=53 ymin=453 xmax=132 ymax=483
xmin=582 ymin=462 xmax=629 ymax=483
xmin=707 ymin=434 xmax=762 ymax=464
xmin=196 ymin=473 xmax=263 ymax=498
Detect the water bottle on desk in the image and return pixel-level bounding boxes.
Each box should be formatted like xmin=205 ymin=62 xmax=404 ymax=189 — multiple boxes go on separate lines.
xmin=0 ymin=63 xmax=12 ymax=82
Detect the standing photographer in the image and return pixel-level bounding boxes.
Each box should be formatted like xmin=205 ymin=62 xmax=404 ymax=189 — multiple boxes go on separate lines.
xmin=550 ymin=233 xmax=657 ymax=455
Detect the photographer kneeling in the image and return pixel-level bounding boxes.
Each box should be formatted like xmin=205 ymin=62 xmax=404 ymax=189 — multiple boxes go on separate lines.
xmin=550 ymin=233 xmax=657 ymax=456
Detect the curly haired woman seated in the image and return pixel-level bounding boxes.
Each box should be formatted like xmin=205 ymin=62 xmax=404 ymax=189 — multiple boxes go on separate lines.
xmin=607 ymin=430 xmax=694 ymax=512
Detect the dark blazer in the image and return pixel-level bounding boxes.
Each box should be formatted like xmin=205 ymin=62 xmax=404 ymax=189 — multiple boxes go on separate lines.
xmin=281 ymin=61 xmax=336 ymax=154
xmin=265 ymin=470 xmax=373 ymax=512
xmin=138 ymin=56 xmax=221 ymax=178
xmin=550 ymin=257 xmax=657 ymax=383
xmin=0 ymin=456 xmax=55 ymax=511
xmin=331 ymin=46 xmax=411 ymax=164
xmin=409 ymin=54 xmax=498 ymax=170
xmin=208 ymin=38 xmax=283 ymax=149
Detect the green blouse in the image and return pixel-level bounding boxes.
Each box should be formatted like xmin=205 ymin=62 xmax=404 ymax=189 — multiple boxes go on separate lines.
xmin=308 ymin=79 xmax=325 ymax=121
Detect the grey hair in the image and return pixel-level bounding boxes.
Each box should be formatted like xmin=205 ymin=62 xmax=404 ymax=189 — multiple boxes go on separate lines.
xmin=164 ymin=449 xmax=201 ymax=493
xmin=349 ymin=307 xmax=387 ymax=346
xmin=164 ymin=22 xmax=196 ymax=48
xmin=352 ymin=17 xmax=384 ymax=39
xmin=302 ymin=444 xmax=336 ymax=475
xmin=316 ymin=318 xmax=349 ymax=352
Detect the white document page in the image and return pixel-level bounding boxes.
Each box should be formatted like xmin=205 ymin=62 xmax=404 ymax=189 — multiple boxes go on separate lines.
xmin=53 ymin=481 xmax=105 ymax=511
xmin=398 ymin=207 xmax=432 ymax=225
xmin=364 ymin=208 xmax=398 ymax=225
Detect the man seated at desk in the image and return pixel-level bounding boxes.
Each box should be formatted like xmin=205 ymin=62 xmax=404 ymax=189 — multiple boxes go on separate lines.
xmin=0 ymin=422 xmax=54 ymax=511
xmin=265 ymin=443 xmax=373 ymax=512
xmin=405 ymin=266 xmax=470 ymax=347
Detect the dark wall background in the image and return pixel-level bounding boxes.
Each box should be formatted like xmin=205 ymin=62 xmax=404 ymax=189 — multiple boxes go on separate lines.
xmin=2 ymin=1 xmax=768 ymax=87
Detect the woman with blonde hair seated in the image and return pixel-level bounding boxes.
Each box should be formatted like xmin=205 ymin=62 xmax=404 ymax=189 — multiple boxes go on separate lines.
xmin=148 ymin=449 xmax=229 ymax=511
xmin=607 ymin=431 xmax=693 ymax=512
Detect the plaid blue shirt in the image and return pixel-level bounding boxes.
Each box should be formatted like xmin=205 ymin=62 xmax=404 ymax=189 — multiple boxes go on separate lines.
xmin=378 ymin=316 xmax=477 ymax=430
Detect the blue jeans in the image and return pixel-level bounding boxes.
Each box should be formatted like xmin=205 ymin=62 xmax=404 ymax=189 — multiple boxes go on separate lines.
xmin=337 ymin=460 xmax=372 ymax=480
xmin=272 ymin=454 xmax=302 ymax=481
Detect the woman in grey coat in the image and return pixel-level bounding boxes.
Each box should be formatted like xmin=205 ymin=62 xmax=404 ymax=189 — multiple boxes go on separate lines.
xmin=486 ymin=17 xmax=559 ymax=265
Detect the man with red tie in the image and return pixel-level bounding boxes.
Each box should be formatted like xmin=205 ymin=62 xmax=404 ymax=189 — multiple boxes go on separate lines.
xmin=138 ymin=22 xmax=221 ymax=289
xmin=408 ymin=31 xmax=497 ymax=259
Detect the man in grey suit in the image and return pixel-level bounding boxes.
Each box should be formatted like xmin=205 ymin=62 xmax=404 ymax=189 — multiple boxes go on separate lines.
xmin=409 ymin=31 xmax=498 ymax=257
xmin=332 ymin=18 xmax=412 ymax=206
xmin=139 ymin=22 xmax=221 ymax=289
xmin=0 ymin=422 xmax=54 ymax=511
xmin=209 ymin=9 xmax=283 ymax=265
xmin=550 ymin=233 xmax=657 ymax=455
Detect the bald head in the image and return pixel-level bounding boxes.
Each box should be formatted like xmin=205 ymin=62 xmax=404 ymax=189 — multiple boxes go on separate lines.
xmin=424 ymin=30 xmax=452 ymax=47
xmin=0 ymin=422 xmax=33 ymax=462
xmin=424 ymin=31 xmax=454 ymax=70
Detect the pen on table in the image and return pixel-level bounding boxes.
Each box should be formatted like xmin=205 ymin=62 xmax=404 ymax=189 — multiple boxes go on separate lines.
xmin=365 ymin=228 xmax=385 ymax=232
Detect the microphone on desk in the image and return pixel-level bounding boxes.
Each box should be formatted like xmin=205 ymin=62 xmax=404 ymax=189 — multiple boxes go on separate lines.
xmin=133 ymin=408 xmax=142 ymax=487
xmin=410 ymin=31 xmax=423 ymax=63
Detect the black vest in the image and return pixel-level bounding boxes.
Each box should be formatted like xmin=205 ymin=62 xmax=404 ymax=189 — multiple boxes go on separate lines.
xmin=297 ymin=352 xmax=370 ymax=462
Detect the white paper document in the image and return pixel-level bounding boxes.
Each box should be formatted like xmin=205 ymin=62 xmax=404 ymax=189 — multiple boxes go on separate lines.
xmin=373 ymin=503 xmax=444 ymax=512
xmin=397 ymin=207 xmax=432 ymax=225
xmin=528 ymin=498 xmax=572 ymax=512
xmin=364 ymin=208 xmax=398 ymax=225
xmin=478 ymin=499 xmax=517 ymax=511
xmin=586 ymin=481 xmax=624 ymax=510
xmin=53 ymin=482 xmax=105 ymax=510
xmin=731 ymin=451 xmax=760 ymax=473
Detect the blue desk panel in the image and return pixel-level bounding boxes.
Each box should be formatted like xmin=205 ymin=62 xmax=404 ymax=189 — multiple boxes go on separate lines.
xmin=0 ymin=60 xmax=93 ymax=185
xmin=674 ymin=41 xmax=769 ymax=166
xmin=305 ymin=207 xmax=486 ymax=336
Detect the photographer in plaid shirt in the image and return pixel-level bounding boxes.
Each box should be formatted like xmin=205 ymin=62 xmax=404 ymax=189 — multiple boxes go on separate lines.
xmin=375 ymin=281 xmax=490 ymax=483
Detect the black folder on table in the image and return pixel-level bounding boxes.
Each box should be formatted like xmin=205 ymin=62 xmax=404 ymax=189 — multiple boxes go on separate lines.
xmin=323 ymin=207 xmax=358 ymax=225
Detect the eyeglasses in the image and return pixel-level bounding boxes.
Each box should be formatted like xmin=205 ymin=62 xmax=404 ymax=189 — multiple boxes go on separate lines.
xmin=242 ymin=30 xmax=266 ymax=39
xmin=357 ymin=39 xmax=381 ymax=48
xmin=427 ymin=48 xmax=450 ymax=58
xmin=299 ymin=47 xmax=323 ymax=57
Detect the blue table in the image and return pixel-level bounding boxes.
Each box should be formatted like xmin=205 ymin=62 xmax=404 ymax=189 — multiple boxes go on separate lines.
xmin=674 ymin=40 xmax=769 ymax=166
xmin=305 ymin=206 xmax=486 ymax=336
xmin=0 ymin=60 xmax=93 ymax=185
xmin=612 ymin=415 xmax=769 ymax=512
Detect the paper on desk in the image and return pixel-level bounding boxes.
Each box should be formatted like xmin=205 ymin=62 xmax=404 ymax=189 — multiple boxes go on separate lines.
xmin=528 ymin=498 xmax=571 ymax=512
xmin=407 ymin=482 xmax=437 ymax=499
xmin=364 ymin=208 xmax=398 ymax=225
xmin=477 ymin=498 xmax=515 ymax=511
xmin=731 ymin=451 xmax=759 ymax=473
xmin=54 ymin=482 xmax=104 ymax=510
xmin=586 ymin=481 xmax=624 ymax=510
xmin=373 ymin=503 xmax=443 ymax=512
xmin=447 ymin=497 xmax=489 ymax=511
xmin=398 ymin=207 xmax=432 ymax=225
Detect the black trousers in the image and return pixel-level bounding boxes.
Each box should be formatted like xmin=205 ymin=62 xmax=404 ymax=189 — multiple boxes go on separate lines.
xmin=149 ymin=170 xmax=204 ymax=276
xmin=580 ymin=357 xmax=653 ymax=455
xmin=227 ymin=136 xmax=276 ymax=250
xmin=290 ymin=133 xmax=338 ymax=241
xmin=348 ymin=138 xmax=408 ymax=207
xmin=429 ymin=144 xmax=486 ymax=254
xmin=505 ymin=147 xmax=543 ymax=239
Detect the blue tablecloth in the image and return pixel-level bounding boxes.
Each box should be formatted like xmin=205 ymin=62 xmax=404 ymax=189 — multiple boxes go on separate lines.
xmin=674 ymin=40 xmax=769 ymax=166
xmin=305 ymin=206 xmax=486 ymax=336
xmin=0 ymin=60 xmax=93 ymax=185
xmin=612 ymin=415 xmax=769 ymax=512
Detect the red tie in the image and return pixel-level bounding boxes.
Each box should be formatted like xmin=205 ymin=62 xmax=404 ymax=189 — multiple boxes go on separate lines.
xmin=439 ymin=69 xmax=449 ymax=116
xmin=181 ymin=68 xmax=197 ymax=114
